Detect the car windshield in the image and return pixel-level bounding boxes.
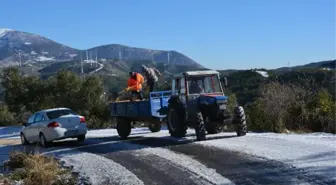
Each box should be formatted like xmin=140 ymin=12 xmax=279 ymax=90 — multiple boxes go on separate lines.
xmin=187 ymin=75 xmax=222 ymax=94
xmin=46 ymin=109 xmax=78 ymax=119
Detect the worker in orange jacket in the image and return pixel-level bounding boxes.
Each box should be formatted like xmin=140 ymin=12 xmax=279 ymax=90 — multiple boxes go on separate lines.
xmin=127 ymin=71 xmax=144 ymax=100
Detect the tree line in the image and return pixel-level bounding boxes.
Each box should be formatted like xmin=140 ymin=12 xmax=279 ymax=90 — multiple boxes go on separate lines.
xmin=0 ymin=67 xmax=171 ymax=128
xmin=0 ymin=66 xmax=335 ymax=134
xmin=224 ymin=68 xmax=335 ymax=133
xmin=0 ymin=67 xmax=110 ymax=128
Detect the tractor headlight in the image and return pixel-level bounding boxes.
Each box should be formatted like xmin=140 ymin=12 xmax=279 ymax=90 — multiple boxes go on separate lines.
xmin=216 ymin=100 xmax=227 ymax=104
xmin=217 ymin=100 xmax=227 ymax=110
xmin=219 ymin=104 xmax=227 ymax=110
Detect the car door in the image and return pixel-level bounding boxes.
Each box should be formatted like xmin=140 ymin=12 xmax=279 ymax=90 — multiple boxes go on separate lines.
xmin=24 ymin=114 xmax=36 ymax=141
xmin=30 ymin=113 xmax=44 ymax=141
xmin=34 ymin=113 xmax=49 ymax=136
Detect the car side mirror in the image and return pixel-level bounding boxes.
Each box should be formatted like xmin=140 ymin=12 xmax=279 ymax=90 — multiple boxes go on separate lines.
xmin=22 ymin=122 xmax=27 ymax=127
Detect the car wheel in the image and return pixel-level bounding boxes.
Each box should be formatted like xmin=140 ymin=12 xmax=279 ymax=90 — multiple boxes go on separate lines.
xmin=20 ymin=133 xmax=29 ymax=145
xmin=39 ymin=133 xmax=50 ymax=148
xmin=77 ymin=135 xmax=85 ymax=142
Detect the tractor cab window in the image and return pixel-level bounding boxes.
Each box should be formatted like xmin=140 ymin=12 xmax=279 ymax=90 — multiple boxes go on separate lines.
xmin=180 ymin=78 xmax=186 ymax=94
xmin=187 ymin=75 xmax=222 ymax=94
xmin=172 ymin=78 xmax=186 ymax=95
xmin=172 ymin=78 xmax=180 ymax=95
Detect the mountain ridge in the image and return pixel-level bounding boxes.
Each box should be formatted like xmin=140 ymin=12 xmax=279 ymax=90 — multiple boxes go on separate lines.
xmin=0 ymin=28 xmax=203 ymax=68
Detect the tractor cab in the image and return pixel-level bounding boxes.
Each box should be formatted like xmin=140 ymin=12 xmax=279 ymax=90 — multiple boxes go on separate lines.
xmin=167 ymin=70 xmax=246 ymax=141
xmin=171 ymin=70 xmax=227 ymax=112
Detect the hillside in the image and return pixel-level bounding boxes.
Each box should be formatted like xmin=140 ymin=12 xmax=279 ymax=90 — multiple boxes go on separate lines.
xmin=85 ymin=44 xmax=203 ymax=68
xmin=0 ymin=29 xmax=78 ymax=66
xmin=37 ymin=59 xmax=203 ymax=79
xmin=0 ymin=28 xmax=203 ymax=70
xmin=275 ymin=59 xmax=335 ymax=72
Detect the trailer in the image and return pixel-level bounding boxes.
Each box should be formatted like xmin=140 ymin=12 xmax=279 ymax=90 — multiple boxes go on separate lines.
xmin=109 ymin=90 xmax=171 ymax=139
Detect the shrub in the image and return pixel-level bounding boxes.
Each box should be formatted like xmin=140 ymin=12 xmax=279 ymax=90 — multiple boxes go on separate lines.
xmin=307 ymin=89 xmax=336 ymax=133
xmin=251 ymin=82 xmax=304 ymax=132
xmin=0 ymin=104 xmax=15 ymax=126
xmin=3 ymin=151 xmax=77 ymax=185
xmin=246 ymin=82 xmax=335 ymax=133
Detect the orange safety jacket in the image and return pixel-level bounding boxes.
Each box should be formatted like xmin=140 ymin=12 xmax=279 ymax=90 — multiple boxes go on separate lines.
xmin=127 ymin=73 xmax=144 ymax=91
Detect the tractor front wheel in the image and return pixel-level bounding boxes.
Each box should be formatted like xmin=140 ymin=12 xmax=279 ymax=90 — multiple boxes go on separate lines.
xmin=233 ymin=106 xmax=247 ymax=136
xmin=148 ymin=122 xmax=162 ymax=132
xmin=195 ymin=112 xmax=206 ymax=141
xmin=116 ymin=118 xmax=132 ymax=140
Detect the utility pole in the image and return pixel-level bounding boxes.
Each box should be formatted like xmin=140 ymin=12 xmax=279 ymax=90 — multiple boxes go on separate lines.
xmin=95 ymin=49 xmax=98 ymax=67
xmin=19 ymin=52 xmax=21 ymax=68
xmin=167 ymin=51 xmax=170 ymax=65
xmin=81 ymin=51 xmax=83 ymax=74
xmin=90 ymin=51 xmax=92 ymax=66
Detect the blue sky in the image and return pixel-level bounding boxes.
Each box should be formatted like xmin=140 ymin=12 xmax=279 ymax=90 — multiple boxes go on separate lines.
xmin=1 ymin=0 xmax=335 ymax=69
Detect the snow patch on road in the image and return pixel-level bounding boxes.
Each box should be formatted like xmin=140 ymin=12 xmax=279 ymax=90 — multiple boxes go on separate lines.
xmin=198 ymin=132 xmax=336 ymax=181
xmin=0 ymin=126 xmax=21 ymax=139
xmin=60 ymin=152 xmax=144 ymax=185
xmin=85 ymin=127 xmax=152 ymax=138
xmin=138 ymin=147 xmax=234 ymax=185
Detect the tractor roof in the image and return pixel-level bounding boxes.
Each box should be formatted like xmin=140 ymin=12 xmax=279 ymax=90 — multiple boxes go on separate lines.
xmin=172 ymin=70 xmax=220 ymax=78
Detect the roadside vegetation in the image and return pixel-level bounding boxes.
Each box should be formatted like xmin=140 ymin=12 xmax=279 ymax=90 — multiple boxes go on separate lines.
xmin=0 ymin=66 xmax=335 ymax=133
xmin=0 ymin=151 xmax=77 ymax=185
xmin=227 ymin=69 xmax=335 ymax=133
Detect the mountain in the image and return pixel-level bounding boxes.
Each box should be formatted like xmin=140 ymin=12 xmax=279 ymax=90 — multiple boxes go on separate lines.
xmin=85 ymin=44 xmax=202 ymax=68
xmin=0 ymin=28 xmax=203 ymax=69
xmin=0 ymin=29 xmax=78 ymax=66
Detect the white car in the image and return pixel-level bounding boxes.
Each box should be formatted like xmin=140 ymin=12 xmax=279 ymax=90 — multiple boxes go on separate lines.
xmin=20 ymin=107 xmax=88 ymax=148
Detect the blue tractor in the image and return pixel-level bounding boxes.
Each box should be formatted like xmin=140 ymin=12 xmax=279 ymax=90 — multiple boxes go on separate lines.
xmin=109 ymin=70 xmax=247 ymax=140
xmin=166 ymin=70 xmax=247 ymax=140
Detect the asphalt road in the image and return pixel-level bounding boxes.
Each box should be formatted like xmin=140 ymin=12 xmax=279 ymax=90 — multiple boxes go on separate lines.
xmin=37 ymin=133 xmax=334 ymax=185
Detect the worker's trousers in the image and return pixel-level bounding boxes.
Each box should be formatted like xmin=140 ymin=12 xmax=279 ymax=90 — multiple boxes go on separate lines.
xmin=147 ymin=80 xmax=157 ymax=92
xmin=131 ymin=90 xmax=143 ymax=101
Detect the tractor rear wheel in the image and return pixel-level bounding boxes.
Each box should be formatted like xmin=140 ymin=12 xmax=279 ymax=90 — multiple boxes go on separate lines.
xmin=116 ymin=118 xmax=132 ymax=140
xmin=233 ymin=106 xmax=247 ymax=136
xmin=167 ymin=109 xmax=187 ymax=137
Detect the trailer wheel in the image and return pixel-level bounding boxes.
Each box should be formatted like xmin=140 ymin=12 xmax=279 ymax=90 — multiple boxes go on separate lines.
xmin=148 ymin=122 xmax=162 ymax=132
xmin=116 ymin=118 xmax=132 ymax=140
xmin=233 ymin=106 xmax=247 ymax=136
xmin=195 ymin=112 xmax=206 ymax=141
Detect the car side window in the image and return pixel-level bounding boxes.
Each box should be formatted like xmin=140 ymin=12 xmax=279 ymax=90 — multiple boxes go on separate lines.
xmin=27 ymin=114 xmax=36 ymax=125
xmin=34 ymin=113 xmax=43 ymax=123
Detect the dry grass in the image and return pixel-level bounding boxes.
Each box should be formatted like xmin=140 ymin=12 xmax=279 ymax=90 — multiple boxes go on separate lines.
xmin=2 ymin=151 xmax=77 ymax=185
